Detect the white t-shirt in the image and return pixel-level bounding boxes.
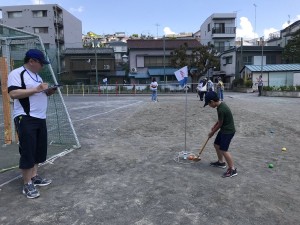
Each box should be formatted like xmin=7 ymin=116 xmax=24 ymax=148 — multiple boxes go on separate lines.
xmin=7 ymin=66 xmax=48 ymax=119
xmin=150 ymin=81 xmax=158 ymax=91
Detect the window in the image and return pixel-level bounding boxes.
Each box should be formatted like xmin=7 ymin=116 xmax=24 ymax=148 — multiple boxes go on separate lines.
xmin=214 ymin=41 xmax=225 ymax=52
xmin=8 ymin=11 xmax=22 ymax=18
xmin=266 ymin=55 xmax=276 ymax=64
xmin=32 ymin=10 xmax=47 ymax=18
xmin=144 ymin=56 xmax=171 ymax=67
xmin=243 ymin=56 xmax=253 ymax=65
xmin=33 ymin=27 xmax=48 ymax=34
xmin=214 ymin=23 xmax=225 ymax=33
xmin=226 ymin=56 xmax=233 ymax=64
xmin=207 ymin=23 xmax=210 ymax=32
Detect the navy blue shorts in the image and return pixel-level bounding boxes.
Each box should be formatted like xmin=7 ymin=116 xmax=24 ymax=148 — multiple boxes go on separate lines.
xmin=214 ymin=131 xmax=235 ymax=151
xmin=14 ymin=115 xmax=48 ymax=169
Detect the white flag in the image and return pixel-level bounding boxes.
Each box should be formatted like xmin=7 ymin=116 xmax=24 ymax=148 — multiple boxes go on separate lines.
xmin=174 ymin=66 xmax=188 ymax=87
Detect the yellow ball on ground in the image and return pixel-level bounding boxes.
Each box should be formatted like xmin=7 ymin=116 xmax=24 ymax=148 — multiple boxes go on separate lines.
xmin=281 ymin=147 xmax=287 ymax=151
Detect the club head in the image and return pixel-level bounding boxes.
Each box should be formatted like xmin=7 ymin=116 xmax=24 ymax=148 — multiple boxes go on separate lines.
xmin=193 ymin=157 xmax=201 ymax=162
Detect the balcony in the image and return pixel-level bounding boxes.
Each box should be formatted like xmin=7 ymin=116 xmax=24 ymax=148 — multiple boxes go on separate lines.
xmin=54 ymin=17 xmax=63 ymax=28
xmin=212 ymin=27 xmax=236 ymax=38
xmin=55 ymin=34 xmax=64 ymax=43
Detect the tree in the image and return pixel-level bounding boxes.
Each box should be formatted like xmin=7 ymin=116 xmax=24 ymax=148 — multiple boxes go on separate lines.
xmin=190 ymin=45 xmax=219 ymax=83
xmin=282 ymin=29 xmax=300 ymax=63
xmin=170 ymin=43 xmax=219 ymax=87
xmin=170 ymin=42 xmax=191 ymax=69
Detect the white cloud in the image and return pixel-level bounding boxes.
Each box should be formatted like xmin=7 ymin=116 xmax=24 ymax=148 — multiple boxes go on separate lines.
xmin=236 ymin=17 xmax=258 ymax=39
xmin=70 ymin=6 xmax=84 ymax=13
xmin=31 ymin=0 xmax=45 ymax=4
xmin=163 ymin=27 xmax=176 ymax=35
xmin=263 ymin=28 xmax=278 ymax=39
xmin=282 ymin=15 xmax=300 ymax=29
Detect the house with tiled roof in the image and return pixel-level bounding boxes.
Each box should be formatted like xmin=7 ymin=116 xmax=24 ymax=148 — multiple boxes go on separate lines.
xmin=62 ymin=48 xmax=116 ymax=84
xmin=127 ymin=38 xmax=200 ymax=84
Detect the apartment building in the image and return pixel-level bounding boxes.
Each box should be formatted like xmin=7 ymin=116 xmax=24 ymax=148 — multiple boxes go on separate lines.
xmin=267 ymin=20 xmax=300 ymax=48
xmin=219 ymin=45 xmax=283 ymax=83
xmin=127 ymin=38 xmax=200 ymax=84
xmin=200 ymin=13 xmax=236 ymax=53
xmin=0 ymin=4 xmax=82 ymax=73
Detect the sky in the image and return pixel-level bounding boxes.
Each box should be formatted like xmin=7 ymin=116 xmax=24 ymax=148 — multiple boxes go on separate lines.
xmin=1 ymin=0 xmax=300 ymax=40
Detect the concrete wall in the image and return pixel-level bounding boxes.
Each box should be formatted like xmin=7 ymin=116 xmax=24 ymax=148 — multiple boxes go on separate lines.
xmin=61 ymin=7 xmax=82 ymax=48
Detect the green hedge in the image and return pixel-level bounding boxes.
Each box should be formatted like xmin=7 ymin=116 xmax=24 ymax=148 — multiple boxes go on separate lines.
xmin=263 ymin=86 xmax=300 ymax=91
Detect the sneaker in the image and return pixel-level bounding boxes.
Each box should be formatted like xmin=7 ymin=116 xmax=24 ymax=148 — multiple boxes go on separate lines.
xmin=222 ymin=168 xmax=237 ymax=178
xmin=210 ymin=161 xmax=226 ymax=168
xmin=32 ymin=175 xmax=52 ymax=187
xmin=22 ymin=183 xmax=40 ymax=199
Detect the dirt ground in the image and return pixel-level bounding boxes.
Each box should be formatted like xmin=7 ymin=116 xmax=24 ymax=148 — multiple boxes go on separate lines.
xmin=0 ymin=92 xmax=300 ymax=225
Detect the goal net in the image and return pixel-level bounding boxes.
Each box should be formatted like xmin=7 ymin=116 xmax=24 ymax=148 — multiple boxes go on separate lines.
xmin=0 ymin=24 xmax=80 ymax=173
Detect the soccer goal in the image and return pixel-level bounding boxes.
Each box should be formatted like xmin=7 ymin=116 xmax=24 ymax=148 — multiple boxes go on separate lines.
xmin=0 ymin=24 xmax=80 ymax=172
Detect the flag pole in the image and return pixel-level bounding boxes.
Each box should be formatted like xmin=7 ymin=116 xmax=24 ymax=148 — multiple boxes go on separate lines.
xmin=174 ymin=66 xmax=189 ymax=159
xmin=184 ymin=85 xmax=188 ymax=153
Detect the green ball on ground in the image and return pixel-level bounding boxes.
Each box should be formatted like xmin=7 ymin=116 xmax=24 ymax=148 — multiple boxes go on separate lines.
xmin=268 ymin=163 xmax=274 ymax=168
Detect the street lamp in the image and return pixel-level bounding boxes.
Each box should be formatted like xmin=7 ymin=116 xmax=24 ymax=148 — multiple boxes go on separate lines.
xmin=260 ymin=36 xmax=264 ymax=77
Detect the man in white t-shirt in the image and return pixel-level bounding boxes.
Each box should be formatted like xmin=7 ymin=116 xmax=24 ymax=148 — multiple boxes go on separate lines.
xmin=7 ymin=49 xmax=57 ymax=199
xmin=150 ymin=77 xmax=158 ymax=102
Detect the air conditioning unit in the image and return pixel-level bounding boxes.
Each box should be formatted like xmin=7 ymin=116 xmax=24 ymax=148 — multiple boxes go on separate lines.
xmin=131 ymin=67 xmax=137 ymax=73
xmin=104 ymin=64 xmax=110 ymax=70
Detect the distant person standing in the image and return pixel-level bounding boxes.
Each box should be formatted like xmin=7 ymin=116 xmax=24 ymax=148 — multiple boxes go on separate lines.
xmin=216 ymin=77 xmax=224 ymax=101
xmin=207 ymin=79 xmax=214 ymax=92
xmin=197 ymin=78 xmax=207 ymax=101
xmin=150 ymin=77 xmax=158 ymax=102
xmin=257 ymin=75 xmax=263 ymax=96
xmin=7 ymin=49 xmax=56 ymax=198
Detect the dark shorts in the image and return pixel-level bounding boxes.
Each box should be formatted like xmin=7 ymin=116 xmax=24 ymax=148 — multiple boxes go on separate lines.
xmin=14 ymin=115 xmax=48 ymax=169
xmin=214 ymin=131 xmax=235 ymax=151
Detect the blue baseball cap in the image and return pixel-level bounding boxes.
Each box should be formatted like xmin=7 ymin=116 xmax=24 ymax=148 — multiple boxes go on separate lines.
xmin=203 ymin=91 xmax=219 ymax=107
xmin=25 ymin=49 xmax=50 ymax=64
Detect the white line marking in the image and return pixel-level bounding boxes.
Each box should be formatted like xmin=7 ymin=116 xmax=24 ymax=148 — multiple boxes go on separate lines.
xmin=72 ymin=101 xmax=143 ymax=122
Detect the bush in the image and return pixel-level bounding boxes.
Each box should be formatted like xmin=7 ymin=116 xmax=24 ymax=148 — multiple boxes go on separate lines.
xmin=263 ymin=86 xmax=300 ymax=91
xmin=278 ymin=86 xmax=295 ymax=91
xmin=263 ymin=86 xmax=276 ymax=91
xmin=232 ymin=78 xmax=244 ymax=87
xmin=244 ymin=80 xmax=253 ymax=88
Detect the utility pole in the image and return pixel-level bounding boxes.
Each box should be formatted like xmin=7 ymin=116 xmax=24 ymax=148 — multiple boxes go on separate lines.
xmin=261 ymin=36 xmax=264 ymax=77
xmin=253 ymin=3 xmax=257 ymax=37
xmin=94 ymin=39 xmax=98 ymax=85
xmin=55 ymin=6 xmax=61 ymax=80
xmin=163 ymin=35 xmax=166 ymax=85
xmin=155 ymin=23 xmax=160 ymax=39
